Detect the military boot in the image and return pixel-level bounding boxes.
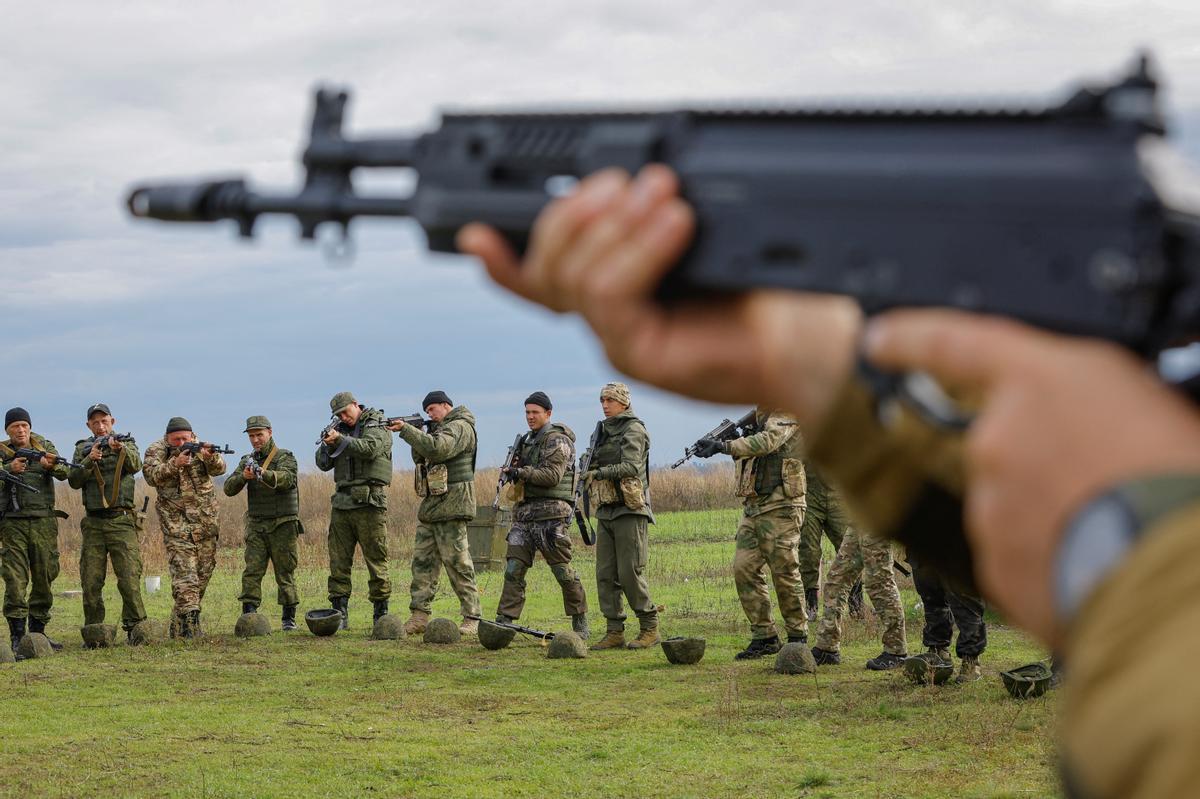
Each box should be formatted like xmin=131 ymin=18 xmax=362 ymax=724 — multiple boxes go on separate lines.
xmin=281 ymin=605 xmax=298 ymax=632
xmin=28 ymin=618 xmax=63 ymax=652
xmin=927 ymin=645 xmax=951 ymax=664
xmin=735 ymin=636 xmax=782 ymax=660
xmin=571 ymin=613 xmax=590 ymax=641
xmin=848 ymin=582 xmax=865 ymax=620
xmin=865 ymin=651 xmax=907 ymax=671
xmin=805 ymin=587 xmax=819 ymax=623
xmin=402 ymin=610 xmax=429 ymax=637
xmin=459 ymin=618 xmax=479 ymax=636
xmin=175 ymin=611 xmax=191 ymax=639
xmin=626 ymin=625 xmax=661 ymax=650
xmin=331 ymin=597 xmax=349 ymax=630
xmin=811 ymin=646 xmax=841 ymax=666
xmin=955 ymin=656 xmax=982 ymax=683
xmin=8 ymin=617 xmax=26 ymax=659
xmin=242 ymin=602 xmax=257 ymax=615
xmin=373 ymin=600 xmax=389 ymax=623
xmin=185 ymin=610 xmax=202 ymax=639
xmin=787 ymin=632 xmax=807 ymax=644
xmin=590 ymin=630 xmax=626 ymax=651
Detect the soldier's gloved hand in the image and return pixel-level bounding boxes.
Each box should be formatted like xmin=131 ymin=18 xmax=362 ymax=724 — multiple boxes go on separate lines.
xmin=694 ymin=438 xmax=726 ymax=458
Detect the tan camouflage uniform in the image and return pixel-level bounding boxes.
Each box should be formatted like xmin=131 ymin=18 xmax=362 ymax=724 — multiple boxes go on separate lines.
xmin=728 ymin=409 xmax=810 ymax=641
xmin=142 ymin=439 xmax=226 ymax=626
xmin=814 ymin=526 xmax=907 ymax=656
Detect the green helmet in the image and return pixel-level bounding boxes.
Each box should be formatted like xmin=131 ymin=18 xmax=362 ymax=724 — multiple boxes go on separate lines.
xmin=1000 ymin=662 xmax=1053 ymax=699
xmin=80 ymin=623 xmax=117 ymax=649
xmin=234 ymin=612 xmax=272 ymax=638
xmin=305 ymin=609 xmax=342 ymax=637
xmin=478 ymin=620 xmax=517 ymax=651
xmin=546 ymin=630 xmax=587 ymax=659
xmin=423 ymin=618 xmax=461 ymax=644
xmin=904 ymin=652 xmax=955 ymax=685
xmin=661 ymin=636 xmax=706 ymax=665
xmin=371 ymin=614 xmax=405 ymax=640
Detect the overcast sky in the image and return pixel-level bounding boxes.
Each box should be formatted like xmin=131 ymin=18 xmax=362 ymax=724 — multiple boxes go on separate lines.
xmin=3 ymin=2 xmax=1199 ymax=467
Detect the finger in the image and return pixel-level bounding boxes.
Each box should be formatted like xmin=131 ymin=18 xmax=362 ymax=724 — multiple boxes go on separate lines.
xmin=585 ymin=197 xmax=695 ymax=302
xmin=863 ymin=309 xmax=1053 ymax=390
xmin=458 ymin=224 xmax=527 ymax=299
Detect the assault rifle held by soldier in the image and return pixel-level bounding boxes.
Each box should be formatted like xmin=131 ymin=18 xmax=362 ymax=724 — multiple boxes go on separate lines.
xmin=86 ymin=433 xmax=134 ymax=452
xmin=239 ymin=453 xmax=264 ymax=480
xmin=492 ymin=433 xmax=523 ymax=510
xmin=0 ymin=470 xmax=38 ymax=494
xmin=382 ymin=413 xmax=431 ymax=431
xmin=671 ymin=409 xmax=760 ymax=469
xmin=570 ymin=422 xmax=602 ymax=546
xmin=126 ymin=54 xmax=1200 ymax=381
xmin=11 ymin=448 xmax=83 ymax=470
xmin=174 ymin=442 xmax=235 ymax=457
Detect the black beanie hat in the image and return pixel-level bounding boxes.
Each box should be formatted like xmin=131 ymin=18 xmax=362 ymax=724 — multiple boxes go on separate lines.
xmin=524 ymin=391 xmax=553 ymax=411
xmin=165 ymin=416 xmax=193 ymax=434
xmin=4 ymin=407 xmax=31 ymax=429
xmin=422 ymin=390 xmax=452 ymax=408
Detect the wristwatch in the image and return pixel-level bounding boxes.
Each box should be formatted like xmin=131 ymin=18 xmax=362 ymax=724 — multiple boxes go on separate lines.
xmin=1055 ymin=474 xmax=1200 ymax=624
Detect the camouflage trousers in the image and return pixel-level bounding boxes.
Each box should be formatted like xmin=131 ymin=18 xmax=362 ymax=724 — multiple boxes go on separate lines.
xmin=798 ymin=478 xmax=851 ymax=592
xmin=595 ymin=513 xmax=657 ymax=633
xmin=815 ymin=527 xmax=907 ymax=655
xmin=240 ymin=519 xmax=300 ymax=608
xmin=497 ymin=517 xmax=587 ymax=619
xmin=409 ymin=519 xmax=480 ymax=617
xmin=328 ymin=507 xmax=390 ymax=602
xmin=0 ymin=516 xmax=60 ymax=622
xmin=80 ymin=513 xmax=146 ymax=630
xmin=164 ymin=527 xmax=218 ymax=619
xmin=733 ymin=506 xmax=808 ymax=640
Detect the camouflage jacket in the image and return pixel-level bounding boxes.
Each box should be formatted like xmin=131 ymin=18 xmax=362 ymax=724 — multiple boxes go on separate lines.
xmin=512 ymin=423 xmax=576 ymax=522
xmin=224 ymin=439 xmax=300 ymax=529
xmin=143 ymin=438 xmax=227 ymax=536
xmin=727 ymin=408 xmax=807 ymax=517
xmin=589 ymin=409 xmax=653 ymax=522
xmin=399 ymin=405 xmax=477 ymax=523
xmin=315 ymin=407 xmax=393 ymax=511
xmin=0 ymin=434 xmax=69 ymax=518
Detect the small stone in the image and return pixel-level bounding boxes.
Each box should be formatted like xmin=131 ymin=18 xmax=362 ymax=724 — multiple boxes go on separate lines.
xmin=371 ymin=614 xmax=406 ymax=640
xmin=546 ymin=630 xmax=587 ymax=659
xmin=774 ymin=642 xmax=817 ymax=674
xmin=423 ymin=617 xmax=461 ymax=644
xmin=80 ymin=623 xmax=118 ymax=649
xmin=234 ymin=612 xmax=272 ymax=638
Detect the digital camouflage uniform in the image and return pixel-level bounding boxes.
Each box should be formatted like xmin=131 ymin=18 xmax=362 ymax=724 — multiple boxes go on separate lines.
xmin=398 ymin=406 xmax=481 ymax=618
xmin=315 ymin=406 xmax=392 ymax=603
xmin=497 ymin=422 xmax=587 ymax=620
xmin=814 ymin=526 xmax=907 ymax=656
xmin=224 ymin=439 xmax=301 ymax=609
xmin=0 ymin=434 xmax=69 ymax=625
xmin=68 ymin=435 xmax=146 ymax=630
xmin=142 ymin=438 xmax=227 ymax=626
xmin=728 ymin=409 xmax=810 ymax=641
xmin=587 ymin=409 xmax=657 ymax=634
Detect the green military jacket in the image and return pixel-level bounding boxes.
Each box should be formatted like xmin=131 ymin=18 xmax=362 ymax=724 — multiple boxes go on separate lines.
xmin=68 ymin=435 xmax=141 ymax=512
xmin=727 ymin=408 xmax=807 ymax=517
xmin=224 ymin=438 xmax=301 ymax=529
xmin=0 ymin=434 xmax=69 ymax=519
xmin=514 ymin=422 xmax=576 ymax=521
xmin=399 ymin=405 xmax=477 ymax=524
xmin=589 ymin=409 xmax=653 ymax=522
xmin=315 ymin=407 xmax=393 ymax=511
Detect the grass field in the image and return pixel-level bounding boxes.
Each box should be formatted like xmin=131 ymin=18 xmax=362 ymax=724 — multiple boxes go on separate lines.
xmin=0 ymin=509 xmax=1059 ymax=799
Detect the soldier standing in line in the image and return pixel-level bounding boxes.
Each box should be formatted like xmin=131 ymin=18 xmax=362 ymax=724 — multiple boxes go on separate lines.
xmin=225 ymin=415 xmax=302 ymax=631
xmin=585 ymin=382 xmax=660 ymax=651
xmin=811 ymin=527 xmax=909 ymax=670
xmin=911 ymin=555 xmax=987 ymax=682
xmin=1 ymin=407 xmax=70 ymax=651
xmin=67 ymin=403 xmax=147 ymax=641
xmin=694 ymin=406 xmax=809 ymax=659
xmin=142 ymin=417 xmax=227 ymax=638
xmin=494 ymin=391 xmax=589 ymax=639
xmin=800 ymin=464 xmax=864 ymax=622
xmin=390 ymin=390 xmax=482 ymax=636
xmin=316 ymin=392 xmax=392 ymax=629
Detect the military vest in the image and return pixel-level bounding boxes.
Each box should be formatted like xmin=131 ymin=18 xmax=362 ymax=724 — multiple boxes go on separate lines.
xmin=75 ymin=437 xmax=137 ymax=511
xmin=333 ymin=408 xmax=393 ymax=487
xmin=246 ymin=444 xmax=300 ymax=519
xmin=753 ymin=450 xmax=785 ymax=495
xmin=0 ymin=435 xmax=58 ymax=517
xmin=437 ymin=417 xmax=477 ymax=484
xmin=520 ymin=423 xmax=575 ymax=502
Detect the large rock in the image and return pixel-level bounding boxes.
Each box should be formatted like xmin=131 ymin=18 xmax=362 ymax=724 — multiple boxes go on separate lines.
xmin=477 ymin=620 xmax=517 ymax=651
xmin=234 ymin=612 xmax=272 ymax=638
xmin=774 ymin=642 xmax=817 ymax=675
xmin=371 ymin=614 xmax=406 ymax=640
xmin=660 ymin=636 xmax=706 ymax=665
xmin=305 ymin=609 xmax=342 ymax=637
xmin=423 ymin=617 xmax=461 ymax=644
xmin=546 ymin=630 xmax=587 ymax=659
xmin=0 ymin=637 xmax=14 ymax=664
xmin=129 ymin=619 xmax=167 ymax=646
xmin=16 ymin=633 xmax=54 ymax=660
xmin=80 ymin=623 xmax=117 ymax=649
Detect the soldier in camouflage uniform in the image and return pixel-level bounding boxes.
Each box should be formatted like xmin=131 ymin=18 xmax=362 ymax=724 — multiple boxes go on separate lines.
xmin=390 ymin=390 xmax=481 ymax=636
xmin=225 ymin=415 xmax=302 ymax=631
xmin=316 ymin=391 xmax=392 ymax=629
xmin=695 ymin=406 xmax=809 ymax=659
xmin=911 ymin=555 xmax=987 ymax=682
xmin=1 ymin=407 xmax=70 ymax=651
xmin=800 ymin=464 xmax=863 ymax=622
xmin=811 ymin=526 xmax=909 ymax=670
xmin=67 ymin=403 xmax=147 ymax=640
xmin=586 ymin=382 xmax=660 ymax=651
xmin=494 ymin=391 xmax=589 ymax=639
xmin=142 ymin=417 xmax=227 ymax=638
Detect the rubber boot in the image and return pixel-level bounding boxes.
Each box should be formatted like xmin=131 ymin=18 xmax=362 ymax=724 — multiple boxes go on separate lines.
xmin=242 ymin=602 xmax=257 ymax=615
xmin=734 ymin=636 xmax=781 ymax=660
xmin=626 ymin=625 xmax=661 ymax=650
xmin=805 ymin=587 xmax=819 ymax=623
xmin=28 ymin=618 xmax=63 ymax=652
xmin=8 ymin=617 xmax=25 ymax=659
xmin=403 ymin=610 xmax=430 ymax=637
xmin=848 ymin=582 xmax=865 ymax=620
xmin=571 ymin=613 xmax=590 ymax=641
xmin=373 ymin=599 xmax=389 ymax=623
xmin=281 ymin=605 xmax=298 ymax=631
xmin=331 ymin=597 xmax=349 ymax=630
xmin=590 ymin=630 xmax=626 ymax=651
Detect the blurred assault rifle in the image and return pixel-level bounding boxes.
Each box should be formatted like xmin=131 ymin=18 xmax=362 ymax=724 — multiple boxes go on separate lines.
xmin=671 ymin=409 xmax=759 ymax=468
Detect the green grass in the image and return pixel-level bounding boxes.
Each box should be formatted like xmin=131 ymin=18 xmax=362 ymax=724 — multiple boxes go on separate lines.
xmin=0 ymin=509 xmax=1060 ymax=798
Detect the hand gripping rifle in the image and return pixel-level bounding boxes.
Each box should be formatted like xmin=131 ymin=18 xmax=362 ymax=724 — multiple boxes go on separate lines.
xmin=569 ymin=422 xmax=602 ymax=546
xmin=671 ymin=409 xmax=760 ymax=468
xmin=239 ymin=453 xmax=265 ymax=480
xmin=11 ymin=448 xmax=83 ymax=470
xmin=87 ymin=433 xmax=135 ymax=451
xmin=176 ymin=442 xmax=235 ymax=457
xmin=492 ymin=433 xmax=524 ymax=510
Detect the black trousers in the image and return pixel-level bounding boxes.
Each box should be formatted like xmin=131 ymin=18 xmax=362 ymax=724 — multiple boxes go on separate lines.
xmin=911 ymin=556 xmax=987 ymax=658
